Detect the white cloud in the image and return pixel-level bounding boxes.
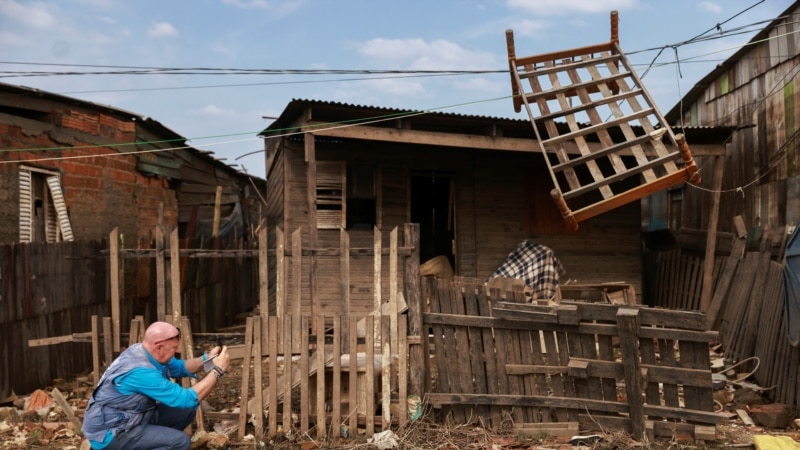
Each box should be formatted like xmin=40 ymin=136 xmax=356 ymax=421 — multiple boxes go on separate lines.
xmin=148 ymin=22 xmax=179 ymax=39
xmin=0 ymin=0 xmax=57 ymax=29
xmin=506 ymin=18 xmax=551 ymax=37
xmin=357 ymin=38 xmax=496 ymax=71
xmin=190 ymin=105 xmax=237 ymax=117
xmin=506 ymin=0 xmax=638 ymax=15
xmin=697 ymin=2 xmax=722 ymax=14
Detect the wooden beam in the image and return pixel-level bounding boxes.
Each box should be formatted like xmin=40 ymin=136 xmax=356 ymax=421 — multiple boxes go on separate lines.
xmin=212 ymin=186 xmax=222 ymax=237
xmin=170 ymin=227 xmax=182 ymax=322
xmin=699 ymin=154 xmax=726 ymax=313
xmin=109 ymin=228 xmax=121 ymax=353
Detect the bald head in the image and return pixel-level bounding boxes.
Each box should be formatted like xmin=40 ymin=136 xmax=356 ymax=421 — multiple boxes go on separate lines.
xmin=143 ymin=322 xmax=180 ymax=345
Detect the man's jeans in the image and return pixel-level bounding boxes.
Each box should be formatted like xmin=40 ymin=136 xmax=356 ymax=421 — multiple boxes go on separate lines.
xmin=103 ymin=404 xmax=196 ymax=450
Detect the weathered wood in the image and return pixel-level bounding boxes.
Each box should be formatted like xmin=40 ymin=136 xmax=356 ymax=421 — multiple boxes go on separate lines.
xmin=403 ymin=224 xmax=424 ymax=398
xmin=331 ymin=315 xmax=342 ymax=436
xmin=291 ymin=229 xmax=302 ymax=354
xmin=212 ymin=186 xmax=223 ymax=237
xmin=170 ymin=227 xmax=181 ymax=322
xmin=381 ymin=315 xmax=391 ymax=429
xmin=52 ymin=388 xmax=82 ymax=432
xmin=299 ymin=316 xmax=310 ymax=433
xmin=258 ymin=225 xmax=269 ymax=348
xmin=109 ymin=228 xmax=121 ymax=353
xmin=179 ymin=317 xmax=204 ymax=433
xmin=340 ymin=229 xmax=351 ymax=353
xmin=365 ymin=315 xmax=375 ymax=437
xmin=397 ymin=317 xmax=408 ymax=424
xmin=282 ymin=315 xmax=293 ymax=436
xmin=348 ymin=316 xmax=359 ymax=433
xmin=617 ymin=308 xmax=645 ymax=439
xmin=373 ymin=227 xmax=382 ymax=342
xmin=316 ymin=315 xmax=326 ymax=438
xmin=253 ymin=317 xmax=263 ymax=440
xmin=699 ymin=154 xmax=726 ymax=312
xmin=91 ymin=315 xmax=100 ymax=386
xmin=238 ymin=317 xmax=254 ymax=440
xmin=102 ymin=317 xmax=113 ymax=373
xmin=267 ymin=316 xmax=279 ymax=436
xmin=155 ymin=226 xmax=166 ymax=321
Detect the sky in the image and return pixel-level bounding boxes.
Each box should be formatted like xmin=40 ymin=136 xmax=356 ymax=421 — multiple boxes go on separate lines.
xmin=0 ymin=0 xmax=794 ymax=179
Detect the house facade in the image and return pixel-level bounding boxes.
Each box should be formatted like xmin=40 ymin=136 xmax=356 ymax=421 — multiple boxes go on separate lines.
xmin=260 ymin=100 xmax=659 ymax=314
xmin=664 ymin=1 xmax=800 ymax=236
xmin=0 ymin=82 xmax=265 ymax=244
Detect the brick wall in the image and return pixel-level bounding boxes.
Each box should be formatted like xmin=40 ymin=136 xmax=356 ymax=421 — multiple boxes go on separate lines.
xmin=0 ymin=107 xmax=178 ymax=243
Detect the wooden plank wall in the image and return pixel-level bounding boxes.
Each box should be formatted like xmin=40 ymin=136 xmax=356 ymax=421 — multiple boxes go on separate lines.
xmin=420 ymin=277 xmax=725 ymax=440
xmin=0 ymin=240 xmax=108 ymax=399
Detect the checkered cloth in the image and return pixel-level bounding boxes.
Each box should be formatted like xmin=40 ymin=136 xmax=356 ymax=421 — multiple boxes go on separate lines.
xmin=488 ymin=240 xmax=566 ymax=300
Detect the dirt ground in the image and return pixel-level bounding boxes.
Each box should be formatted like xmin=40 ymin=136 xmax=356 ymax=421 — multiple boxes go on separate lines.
xmin=2 ymin=334 xmax=800 ymax=449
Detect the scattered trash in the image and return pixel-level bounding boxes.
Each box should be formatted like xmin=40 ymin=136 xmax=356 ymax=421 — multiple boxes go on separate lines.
xmin=753 ymin=434 xmax=800 ymax=449
xmin=570 ymin=434 xmax=603 ymax=446
xmin=368 ymin=429 xmax=400 ymax=449
xmin=407 ymin=395 xmax=423 ymax=421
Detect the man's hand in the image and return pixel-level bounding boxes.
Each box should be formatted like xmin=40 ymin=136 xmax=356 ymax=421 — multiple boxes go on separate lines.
xmin=214 ymin=346 xmax=231 ymax=372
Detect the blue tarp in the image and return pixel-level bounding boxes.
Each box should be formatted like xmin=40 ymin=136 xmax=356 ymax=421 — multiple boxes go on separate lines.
xmin=783 ymin=225 xmax=800 ymax=346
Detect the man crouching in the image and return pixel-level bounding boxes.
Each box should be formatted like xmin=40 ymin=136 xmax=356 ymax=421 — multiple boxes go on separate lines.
xmin=82 ymin=321 xmax=231 ymax=450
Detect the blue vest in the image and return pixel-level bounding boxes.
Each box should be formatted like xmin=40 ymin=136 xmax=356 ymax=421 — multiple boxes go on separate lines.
xmin=81 ymin=344 xmax=162 ymax=443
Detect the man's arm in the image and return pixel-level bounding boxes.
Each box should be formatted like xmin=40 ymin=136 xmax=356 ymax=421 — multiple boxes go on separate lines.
xmin=183 ymin=345 xmax=221 ymax=375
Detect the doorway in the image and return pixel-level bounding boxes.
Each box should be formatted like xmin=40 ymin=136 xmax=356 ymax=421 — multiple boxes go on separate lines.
xmin=410 ymin=172 xmax=455 ymax=272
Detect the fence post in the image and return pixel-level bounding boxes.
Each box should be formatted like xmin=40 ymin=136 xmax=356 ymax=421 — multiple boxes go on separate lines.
xmin=404 ymin=223 xmax=424 ymax=398
xmin=617 ymin=308 xmax=645 ymax=439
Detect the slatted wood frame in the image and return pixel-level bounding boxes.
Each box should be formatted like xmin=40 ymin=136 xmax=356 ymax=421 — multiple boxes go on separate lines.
xmin=505 ymin=25 xmax=700 ymax=230
xmin=421 ymin=277 xmax=725 ymax=441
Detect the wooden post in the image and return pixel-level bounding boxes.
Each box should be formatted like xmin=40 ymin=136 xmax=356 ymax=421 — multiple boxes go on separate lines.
xmin=180 ymin=317 xmax=205 ymax=432
xmin=258 ymin=224 xmax=269 ymax=349
xmin=316 ymin=315 xmax=327 ymax=438
xmin=212 ymin=186 xmax=223 ymax=237
xmin=348 ymin=316 xmax=359 ymax=434
xmin=238 ymin=317 xmax=254 ymax=440
xmin=102 ymin=317 xmax=113 ymax=370
xmin=155 ymin=226 xmax=166 ymax=321
xmin=305 ymin=133 xmax=319 ymax=333
xmin=170 ymin=227 xmax=181 ymax=322
xmin=365 ymin=315 xmax=375 ymax=437
xmin=253 ymin=317 xmax=264 ymax=440
xmin=389 ymin=227 xmax=398 ymax=358
xmin=276 ymin=227 xmax=285 ymax=349
xmin=291 ymin=228 xmax=302 ymax=354
xmin=300 ymin=316 xmax=310 ymax=434
xmin=610 ymin=10 xmax=619 ymax=46
xmin=109 ymin=228 xmax=121 ymax=353
xmin=404 ymin=224 xmax=424 ymax=398
xmin=617 ymin=308 xmax=645 ymax=439
xmin=91 ymin=315 xmax=100 ymax=386
xmin=699 ymin=153 xmax=726 ymax=313
xmin=373 ymin=227 xmax=382 ymax=342
xmin=282 ymin=315 xmax=293 ymax=436
xmin=331 ymin=315 xmax=342 ymax=437
xmin=267 ymin=316 xmax=279 ymax=436
xmin=340 ymin=229 xmax=351 ymax=353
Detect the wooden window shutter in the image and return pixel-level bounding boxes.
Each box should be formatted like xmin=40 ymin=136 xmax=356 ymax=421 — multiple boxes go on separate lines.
xmin=46 ymin=176 xmax=74 ymax=241
xmin=19 ymin=170 xmax=33 ymax=243
xmin=316 ymin=161 xmax=346 ymax=229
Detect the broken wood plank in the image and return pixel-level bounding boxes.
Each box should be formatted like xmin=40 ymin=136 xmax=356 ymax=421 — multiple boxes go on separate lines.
xmin=52 ymin=388 xmax=82 ymax=432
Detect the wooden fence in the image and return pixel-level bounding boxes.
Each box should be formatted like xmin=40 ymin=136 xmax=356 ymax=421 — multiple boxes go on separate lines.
xmin=1 ymin=229 xmax=259 ymax=400
xmin=648 ymin=231 xmax=800 ymax=411
xmin=419 ymin=277 xmax=725 ymax=441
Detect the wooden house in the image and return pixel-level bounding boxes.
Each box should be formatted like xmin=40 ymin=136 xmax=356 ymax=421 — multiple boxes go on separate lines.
xmin=662 ymin=0 xmax=800 ymax=239
xmin=259 ymin=100 xmax=733 ymax=313
xmin=0 ymin=82 xmax=265 ymax=244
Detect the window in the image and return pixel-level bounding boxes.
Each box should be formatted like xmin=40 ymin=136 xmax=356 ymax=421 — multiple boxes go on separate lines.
xmin=19 ymin=167 xmax=73 ymax=242
xmin=315 ymin=162 xmax=376 ymax=230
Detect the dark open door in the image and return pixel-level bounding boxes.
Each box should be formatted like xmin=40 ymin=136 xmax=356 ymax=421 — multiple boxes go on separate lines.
xmin=411 ymin=173 xmax=455 ymax=272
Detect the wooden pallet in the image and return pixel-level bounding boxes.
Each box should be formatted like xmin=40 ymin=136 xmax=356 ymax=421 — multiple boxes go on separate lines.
xmin=506 ymin=13 xmax=700 ymax=230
